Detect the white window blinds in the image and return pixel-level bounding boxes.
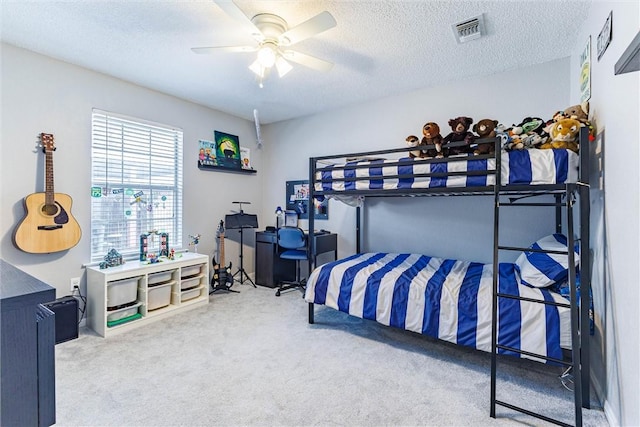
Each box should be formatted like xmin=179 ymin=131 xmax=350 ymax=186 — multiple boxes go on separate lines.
xmin=90 ymin=109 xmax=183 ymax=262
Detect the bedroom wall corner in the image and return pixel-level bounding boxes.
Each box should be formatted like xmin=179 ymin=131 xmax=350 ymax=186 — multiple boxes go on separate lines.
xmin=569 ymin=2 xmax=640 ymax=426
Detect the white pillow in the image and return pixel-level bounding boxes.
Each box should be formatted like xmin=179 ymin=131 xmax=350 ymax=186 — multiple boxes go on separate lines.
xmin=515 ymin=234 xmax=579 ymax=288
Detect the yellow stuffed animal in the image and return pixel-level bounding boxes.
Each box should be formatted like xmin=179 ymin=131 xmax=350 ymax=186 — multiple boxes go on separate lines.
xmin=539 ymin=118 xmax=581 ymax=153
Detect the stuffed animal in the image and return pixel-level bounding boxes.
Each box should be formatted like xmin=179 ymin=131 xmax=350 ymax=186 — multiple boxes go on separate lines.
xmin=563 ymin=102 xmax=595 ymax=141
xmin=563 ymin=102 xmax=589 ymax=123
xmin=495 ymin=123 xmax=514 ymax=151
xmin=420 ymin=122 xmax=444 ymax=158
xmin=443 ymin=117 xmax=474 ymax=155
xmin=472 ymin=119 xmax=498 ymax=155
xmin=507 ymin=117 xmax=548 ymax=150
xmin=519 ymin=117 xmax=548 ymax=148
xmin=539 ymin=118 xmax=581 ymax=152
xmin=544 ymin=102 xmax=595 ymax=141
xmin=405 ymin=135 xmax=422 ymax=158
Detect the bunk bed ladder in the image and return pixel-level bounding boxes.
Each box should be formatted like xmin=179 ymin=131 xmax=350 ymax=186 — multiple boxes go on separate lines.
xmin=490 ymin=181 xmax=586 ymax=427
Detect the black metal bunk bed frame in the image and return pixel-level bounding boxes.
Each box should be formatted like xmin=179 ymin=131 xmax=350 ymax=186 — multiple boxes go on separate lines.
xmin=307 ymin=130 xmax=591 ymax=427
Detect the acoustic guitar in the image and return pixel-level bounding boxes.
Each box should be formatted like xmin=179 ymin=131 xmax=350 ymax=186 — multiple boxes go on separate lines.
xmin=14 ymin=133 xmax=81 ymax=253
xmin=210 ymin=220 xmax=234 ymax=292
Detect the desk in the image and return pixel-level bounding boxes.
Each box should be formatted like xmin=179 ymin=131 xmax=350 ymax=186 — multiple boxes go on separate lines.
xmin=255 ymin=231 xmax=337 ymax=288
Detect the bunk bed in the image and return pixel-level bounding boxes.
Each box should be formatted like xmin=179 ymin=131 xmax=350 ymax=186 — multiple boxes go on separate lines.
xmin=305 ymin=133 xmax=591 ymax=427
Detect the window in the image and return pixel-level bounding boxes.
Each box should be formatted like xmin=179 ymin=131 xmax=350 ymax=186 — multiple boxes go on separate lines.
xmin=90 ymin=109 xmax=183 ymax=262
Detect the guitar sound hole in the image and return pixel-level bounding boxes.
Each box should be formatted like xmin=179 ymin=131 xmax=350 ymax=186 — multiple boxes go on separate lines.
xmin=42 ymin=204 xmax=59 ymax=216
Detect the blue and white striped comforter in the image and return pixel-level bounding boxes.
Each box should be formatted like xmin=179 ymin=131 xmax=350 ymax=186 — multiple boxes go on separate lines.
xmin=305 ymin=253 xmax=571 ymax=363
xmin=315 ymin=149 xmax=578 ymax=192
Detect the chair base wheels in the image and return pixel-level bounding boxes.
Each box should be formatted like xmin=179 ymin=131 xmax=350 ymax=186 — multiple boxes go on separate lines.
xmin=275 ymin=280 xmax=306 ymax=297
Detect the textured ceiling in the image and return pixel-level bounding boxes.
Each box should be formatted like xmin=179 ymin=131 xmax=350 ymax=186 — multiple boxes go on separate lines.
xmin=1 ymin=1 xmax=591 ymax=124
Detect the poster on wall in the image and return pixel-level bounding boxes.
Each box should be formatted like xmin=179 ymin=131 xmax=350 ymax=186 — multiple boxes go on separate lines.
xmin=580 ymin=36 xmax=591 ymax=103
xmin=240 ymin=147 xmax=252 ymax=170
xmin=213 ymin=131 xmax=241 ymax=169
xmin=198 ymin=139 xmax=217 ymax=166
xmin=285 ymin=180 xmax=328 ymax=220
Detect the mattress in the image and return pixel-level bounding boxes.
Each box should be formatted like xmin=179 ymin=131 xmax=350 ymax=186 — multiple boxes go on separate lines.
xmin=305 ymin=252 xmax=571 ymax=363
xmin=315 ymin=149 xmax=578 ymax=192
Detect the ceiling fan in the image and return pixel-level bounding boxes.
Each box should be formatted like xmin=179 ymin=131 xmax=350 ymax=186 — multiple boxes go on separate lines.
xmin=192 ymin=1 xmax=337 ymax=87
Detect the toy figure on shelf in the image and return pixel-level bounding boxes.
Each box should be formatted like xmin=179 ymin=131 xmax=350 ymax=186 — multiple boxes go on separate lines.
xmin=158 ymin=232 xmax=169 ymax=257
xmin=189 ymin=234 xmax=201 ymax=253
xmin=99 ymin=248 xmax=124 ymax=269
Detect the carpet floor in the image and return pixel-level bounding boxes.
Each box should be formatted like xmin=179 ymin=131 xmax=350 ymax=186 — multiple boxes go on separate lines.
xmin=54 ymin=283 xmax=607 ymax=426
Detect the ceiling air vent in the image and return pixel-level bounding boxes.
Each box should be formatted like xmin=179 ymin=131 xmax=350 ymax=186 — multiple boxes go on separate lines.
xmin=452 ymin=14 xmax=485 ymax=43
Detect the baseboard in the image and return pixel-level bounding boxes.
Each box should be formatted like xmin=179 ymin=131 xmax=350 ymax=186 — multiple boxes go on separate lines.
xmin=592 ymin=371 xmax=619 ymax=427
xmin=603 ymin=399 xmax=618 ymax=427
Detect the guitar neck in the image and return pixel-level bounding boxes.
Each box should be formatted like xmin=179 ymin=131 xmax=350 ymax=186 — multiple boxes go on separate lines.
xmin=45 ymin=149 xmax=55 ymax=206
xmin=219 ymin=235 xmax=225 ymax=266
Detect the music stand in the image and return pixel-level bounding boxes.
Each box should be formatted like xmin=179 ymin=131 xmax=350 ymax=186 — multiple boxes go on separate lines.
xmin=225 ymin=202 xmax=258 ymax=288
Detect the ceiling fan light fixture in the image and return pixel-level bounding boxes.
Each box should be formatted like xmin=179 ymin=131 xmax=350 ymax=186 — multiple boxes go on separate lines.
xmin=275 ymin=56 xmax=293 ymax=77
xmin=257 ymin=44 xmax=277 ymax=68
xmin=249 ymin=59 xmax=265 ymax=78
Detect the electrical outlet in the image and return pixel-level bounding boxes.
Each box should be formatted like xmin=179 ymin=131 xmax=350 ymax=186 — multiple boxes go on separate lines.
xmin=70 ymin=277 xmax=80 ymax=292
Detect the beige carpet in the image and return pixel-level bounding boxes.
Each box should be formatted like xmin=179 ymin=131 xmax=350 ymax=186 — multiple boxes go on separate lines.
xmin=54 ymin=283 xmax=607 ymax=426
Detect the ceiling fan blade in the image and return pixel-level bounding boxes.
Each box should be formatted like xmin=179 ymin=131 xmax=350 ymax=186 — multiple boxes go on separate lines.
xmin=282 ymin=50 xmax=334 ymax=73
xmin=191 ymin=46 xmax=257 ymax=54
xmin=214 ymin=0 xmax=264 ymax=42
xmin=278 ymin=11 xmax=336 ymax=46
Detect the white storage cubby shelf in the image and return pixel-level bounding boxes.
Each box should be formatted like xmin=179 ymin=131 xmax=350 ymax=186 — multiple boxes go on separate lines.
xmin=87 ymin=252 xmax=209 ymax=337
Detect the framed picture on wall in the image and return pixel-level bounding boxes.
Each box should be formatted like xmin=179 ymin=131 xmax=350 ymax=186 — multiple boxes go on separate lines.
xmin=213 ymin=131 xmax=242 ymax=170
xmin=286 ymin=180 xmax=328 ymax=220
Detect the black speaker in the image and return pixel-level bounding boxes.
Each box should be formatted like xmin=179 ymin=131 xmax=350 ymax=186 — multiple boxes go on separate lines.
xmin=44 ymin=296 xmax=79 ymax=344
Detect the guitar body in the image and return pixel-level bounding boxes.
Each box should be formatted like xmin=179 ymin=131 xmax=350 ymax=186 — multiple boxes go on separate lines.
xmin=14 ymin=192 xmax=81 ymax=253
xmin=211 ymin=258 xmax=233 ymax=289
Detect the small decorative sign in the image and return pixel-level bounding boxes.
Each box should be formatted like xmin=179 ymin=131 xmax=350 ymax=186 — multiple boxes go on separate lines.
xmin=580 ymin=36 xmax=591 ymax=103
xmin=597 ymin=11 xmax=612 ymax=61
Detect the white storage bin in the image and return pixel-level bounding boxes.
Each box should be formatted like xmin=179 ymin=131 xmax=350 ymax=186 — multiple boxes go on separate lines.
xmin=107 ymin=303 xmax=141 ymax=322
xmin=148 ymin=270 xmax=173 ymax=285
xmin=148 ymin=282 xmax=173 ymax=311
xmin=181 ymin=265 xmax=201 ymax=278
xmin=181 ymin=286 xmax=202 ymax=302
xmin=107 ymin=277 xmax=139 ymax=308
xmin=180 ymin=275 xmax=201 ymax=290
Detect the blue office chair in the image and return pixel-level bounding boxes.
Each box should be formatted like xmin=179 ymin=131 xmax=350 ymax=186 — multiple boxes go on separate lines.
xmin=275 ymin=226 xmax=308 ymax=297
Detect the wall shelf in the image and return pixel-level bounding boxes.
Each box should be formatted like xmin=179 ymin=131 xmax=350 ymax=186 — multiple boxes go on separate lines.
xmin=197 ymin=162 xmax=257 ymax=174
xmin=615 ymin=30 xmax=640 ymax=75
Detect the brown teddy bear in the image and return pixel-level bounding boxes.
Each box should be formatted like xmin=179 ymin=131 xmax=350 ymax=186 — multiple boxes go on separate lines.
xmin=539 ymin=118 xmax=581 ymax=153
xmin=421 ymin=122 xmax=444 ymax=158
xmin=443 ymin=117 xmax=475 ymax=156
xmin=472 ymin=119 xmax=498 ymax=155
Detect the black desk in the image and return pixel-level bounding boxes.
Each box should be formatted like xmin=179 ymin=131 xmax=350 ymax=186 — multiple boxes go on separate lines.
xmin=255 ymin=231 xmax=337 ymax=288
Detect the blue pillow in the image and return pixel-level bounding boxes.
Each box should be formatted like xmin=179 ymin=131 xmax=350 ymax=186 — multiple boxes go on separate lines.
xmin=515 ymin=234 xmax=579 ymax=288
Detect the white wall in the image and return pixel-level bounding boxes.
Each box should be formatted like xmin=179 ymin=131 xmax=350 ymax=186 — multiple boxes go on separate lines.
xmin=261 ymin=58 xmax=573 ymax=263
xmin=570 ymin=2 xmax=639 ymax=426
xmin=0 ymin=43 xmax=264 ymax=297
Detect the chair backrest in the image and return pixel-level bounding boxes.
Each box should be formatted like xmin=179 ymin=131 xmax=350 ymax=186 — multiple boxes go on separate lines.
xmin=277 ymin=227 xmax=306 ymax=250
